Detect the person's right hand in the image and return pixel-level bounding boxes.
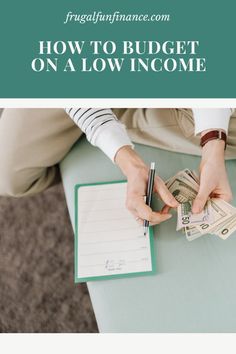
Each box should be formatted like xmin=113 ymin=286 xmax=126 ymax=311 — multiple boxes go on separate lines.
xmin=115 ymin=146 xmax=179 ymax=225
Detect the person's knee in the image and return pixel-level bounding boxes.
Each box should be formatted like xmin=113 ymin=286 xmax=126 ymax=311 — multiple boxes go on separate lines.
xmin=0 ymin=150 xmax=58 ymax=197
xmin=0 ymin=151 xmax=27 ymax=197
xmin=0 ymin=169 xmax=23 ymax=198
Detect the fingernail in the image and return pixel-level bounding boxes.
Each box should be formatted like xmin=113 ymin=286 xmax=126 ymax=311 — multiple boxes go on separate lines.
xmin=192 ymin=207 xmax=199 ymax=214
xmin=166 ymin=214 xmax=172 ymax=219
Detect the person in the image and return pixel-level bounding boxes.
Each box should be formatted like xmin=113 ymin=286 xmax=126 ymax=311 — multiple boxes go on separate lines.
xmin=0 ymin=108 xmax=234 ymax=227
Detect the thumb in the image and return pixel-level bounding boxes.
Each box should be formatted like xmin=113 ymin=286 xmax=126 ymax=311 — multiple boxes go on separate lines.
xmin=155 ymin=178 xmax=179 ymax=208
xmin=192 ymin=187 xmax=209 ymax=214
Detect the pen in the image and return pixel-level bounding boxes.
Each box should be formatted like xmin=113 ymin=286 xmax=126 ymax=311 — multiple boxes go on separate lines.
xmin=143 ymin=162 xmax=156 ymax=236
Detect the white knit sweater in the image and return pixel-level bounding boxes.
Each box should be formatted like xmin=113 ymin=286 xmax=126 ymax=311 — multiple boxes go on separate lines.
xmin=65 ymin=108 xmax=232 ymax=161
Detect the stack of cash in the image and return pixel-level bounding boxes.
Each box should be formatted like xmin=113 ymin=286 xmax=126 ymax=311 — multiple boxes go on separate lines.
xmin=165 ymin=169 xmax=236 ymax=241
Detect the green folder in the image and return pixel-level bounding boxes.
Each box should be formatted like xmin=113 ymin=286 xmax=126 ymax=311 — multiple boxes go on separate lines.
xmin=74 ymin=180 xmax=156 ymax=283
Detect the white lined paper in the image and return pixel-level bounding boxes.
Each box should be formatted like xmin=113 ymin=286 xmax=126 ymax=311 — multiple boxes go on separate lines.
xmin=76 ymin=182 xmax=153 ymax=279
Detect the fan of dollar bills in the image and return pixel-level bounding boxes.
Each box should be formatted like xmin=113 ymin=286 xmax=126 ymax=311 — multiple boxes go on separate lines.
xmin=165 ymin=169 xmax=236 ymax=241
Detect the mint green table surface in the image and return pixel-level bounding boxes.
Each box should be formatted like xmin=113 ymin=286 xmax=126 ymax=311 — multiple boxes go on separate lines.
xmin=60 ymin=136 xmax=236 ymax=333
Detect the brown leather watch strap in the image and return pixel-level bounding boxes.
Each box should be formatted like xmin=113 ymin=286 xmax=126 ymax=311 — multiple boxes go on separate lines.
xmin=200 ymin=130 xmax=227 ymax=149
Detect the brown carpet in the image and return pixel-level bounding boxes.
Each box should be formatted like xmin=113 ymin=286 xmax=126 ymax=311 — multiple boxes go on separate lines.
xmin=0 ymin=183 xmax=98 ymax=333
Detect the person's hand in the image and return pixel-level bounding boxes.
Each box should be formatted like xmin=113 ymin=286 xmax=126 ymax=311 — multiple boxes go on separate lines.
xmin=115 ymin=146 xmax=179 ymax=225
xmin=192 ymin=136 xmax=232 ymax=214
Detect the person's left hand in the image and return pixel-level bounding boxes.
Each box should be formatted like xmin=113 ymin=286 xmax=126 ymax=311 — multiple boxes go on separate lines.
xmin=192 ymin=138 xmax=232 ymax=214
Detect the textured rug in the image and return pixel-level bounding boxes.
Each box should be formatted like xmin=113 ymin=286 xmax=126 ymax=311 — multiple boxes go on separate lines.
xmin=0 ymin=183 xmax=98 ymax=333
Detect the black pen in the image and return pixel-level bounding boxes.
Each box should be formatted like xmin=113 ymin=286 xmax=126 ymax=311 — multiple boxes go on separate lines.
xmin=143 ymin=162 xmax=156 ymax=236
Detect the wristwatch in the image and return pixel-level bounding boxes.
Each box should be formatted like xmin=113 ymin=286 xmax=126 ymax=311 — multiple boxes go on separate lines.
xmin=200 ymin=130 xmax=227 ymax=150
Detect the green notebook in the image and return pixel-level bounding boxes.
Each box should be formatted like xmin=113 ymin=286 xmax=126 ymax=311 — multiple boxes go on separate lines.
xmin=74 ymin=180 xmax=156 ymax=283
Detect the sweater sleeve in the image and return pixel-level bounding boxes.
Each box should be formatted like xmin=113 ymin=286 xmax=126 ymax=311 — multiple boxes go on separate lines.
xmin=192 ymin=108 xmax=232 ymax=135
xmin=65 ymin=108 xmax=133 ymax=161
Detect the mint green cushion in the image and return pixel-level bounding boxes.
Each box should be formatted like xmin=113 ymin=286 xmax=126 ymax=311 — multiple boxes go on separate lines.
xmin=60 ymin=136 xmax=236 ymax=333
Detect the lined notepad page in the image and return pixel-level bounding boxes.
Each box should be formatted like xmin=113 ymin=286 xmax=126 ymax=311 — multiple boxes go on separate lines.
xmin=76 ymin=182 xmax=153 ymax=280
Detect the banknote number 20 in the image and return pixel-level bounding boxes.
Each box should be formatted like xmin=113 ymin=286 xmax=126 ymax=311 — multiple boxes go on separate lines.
xmin=182 ymin=216 xmax=190 ymax=225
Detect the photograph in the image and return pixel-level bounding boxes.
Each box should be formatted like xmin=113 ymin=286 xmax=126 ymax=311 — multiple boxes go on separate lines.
xmin=1 ymin=107 xmax=236 ymax=334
